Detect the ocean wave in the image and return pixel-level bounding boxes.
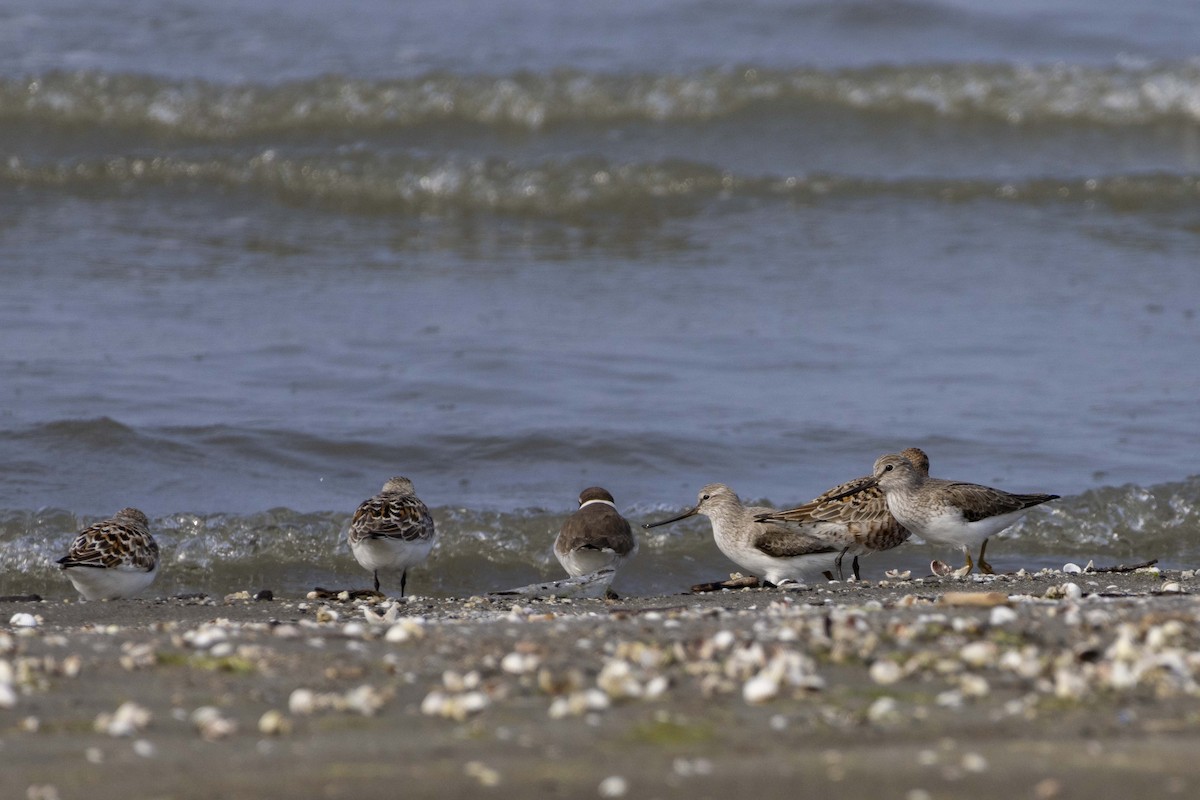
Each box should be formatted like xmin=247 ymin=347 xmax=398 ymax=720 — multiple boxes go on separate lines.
xmin=4 ymin=153 xmax=1198 ymax=217
xmin=0 ymin=506 xmax=693 ymax=599
xmin=3 ymin=476 xmax=1198 ymax=598
xmin=1023 ymin=477 xmax=1200 ymax=561
xmin=3 ymin=62 xmax=1200 ymax=136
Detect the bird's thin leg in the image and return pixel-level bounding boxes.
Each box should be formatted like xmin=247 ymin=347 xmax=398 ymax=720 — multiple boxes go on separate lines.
xmin=373 ymin=571 xmax=381 ymax=593
xmin=400 ymin=568 xmax=408 ymax=598
xmin=835 ymin=548 xmax=848 ymax=581
xmin=958 ymin=545 xmax=975 ymax=577
xmin=977 ymin=539 xmax=995 ymax=575
xmin=852 ymin=555 xmax=861 ymax=581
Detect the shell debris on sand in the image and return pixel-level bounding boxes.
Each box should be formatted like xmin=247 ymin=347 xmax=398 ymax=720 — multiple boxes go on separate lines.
xmin=421 ymin=670 xmax=495 ymax=721
xmin=258 ymin=709 xmax=293 ymax=735
xmin=0 ymin=674 xmax=19 ymax=710
xmin=94 ymin=701 xmax=152 ymax=737
xmin=191 ymin=706 xmax=237 ymax=740
xmin=6 ymin=565 xmax=1200 ymax=796
xmin=288 ymin=684 xmax=390 ymax=716
xmin=742 ymin=650 xmax=824 ymax=704
xmin=464 ymin=761 xmax=502 ymax=787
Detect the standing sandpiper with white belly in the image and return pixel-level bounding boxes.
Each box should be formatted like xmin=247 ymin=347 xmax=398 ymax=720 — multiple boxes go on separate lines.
xmin=644 ymin=484 xmax=839 ymax=586
xmin=836 ymin=452 xmax=1058 ymax=577
xmin=347 ymin=476 xmax=437 ymax=597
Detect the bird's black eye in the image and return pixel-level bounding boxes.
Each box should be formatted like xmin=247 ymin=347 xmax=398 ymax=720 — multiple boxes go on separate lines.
xmin=702 ymin=494 xmax=710 ymax=501
xmin=884 ymin=464 xmax=894 ymax=472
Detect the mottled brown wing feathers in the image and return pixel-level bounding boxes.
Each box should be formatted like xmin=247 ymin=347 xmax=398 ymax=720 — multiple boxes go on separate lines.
xmin=60 ymin=520 xmax=158 ymax=570
xmin=811 ymin=474 xmax=878 ymax=504
xmin=752 ymin=527 xmax=839 ymax=559
xmin=759 ymin=476 xmax=892 ymax=525
xmin=945 ymin=483 xmax=1059 ymax=522
xmin=351 ymin=493 xmax=434 ymax=542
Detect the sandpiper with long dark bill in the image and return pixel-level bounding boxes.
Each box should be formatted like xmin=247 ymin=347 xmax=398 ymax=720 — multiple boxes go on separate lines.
xmin=644 ymin=484 xmax=839 ymax=586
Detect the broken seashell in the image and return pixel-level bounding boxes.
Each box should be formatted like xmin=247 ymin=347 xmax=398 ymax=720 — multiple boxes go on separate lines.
xmin=869 ymin=660 xmax=904 ymax=686
xmin=930 ymin=561 xmax=954 ymax=577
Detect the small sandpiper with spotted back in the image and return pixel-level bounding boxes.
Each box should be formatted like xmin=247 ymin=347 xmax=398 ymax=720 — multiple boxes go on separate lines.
xmin=58 ymin=507 xmax=160 ymax=600
xmin=754 ymin=447 xmax=930 ymax=580
xmin=347 ymin=476 xmax=437 ymax=596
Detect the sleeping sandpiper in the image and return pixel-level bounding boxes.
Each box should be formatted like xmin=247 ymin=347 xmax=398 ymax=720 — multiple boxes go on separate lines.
xmin=58 ymin=507 xmax=159 ymax=600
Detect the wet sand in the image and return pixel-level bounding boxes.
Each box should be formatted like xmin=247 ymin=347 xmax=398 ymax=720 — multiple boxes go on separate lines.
xmin=4 ymin=567 xmax=1200 ymax=800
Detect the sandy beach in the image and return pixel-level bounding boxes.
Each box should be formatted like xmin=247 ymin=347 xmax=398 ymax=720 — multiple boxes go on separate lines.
xmin=5 ymin=567 xmax=1200 ymax=800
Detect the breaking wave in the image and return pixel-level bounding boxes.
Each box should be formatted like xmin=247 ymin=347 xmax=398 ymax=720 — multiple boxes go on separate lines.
xmin=4 ymin=62 xmax=1200 ymax=136
xmin=3 ymin=475 xmax=1199 ymax=598
xmin=4 ymin=154 xmax=1198 ymax=217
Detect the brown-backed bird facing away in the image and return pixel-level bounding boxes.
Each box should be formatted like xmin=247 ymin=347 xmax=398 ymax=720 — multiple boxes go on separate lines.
xmin=347 ymin=476 xmax=437 ymax=596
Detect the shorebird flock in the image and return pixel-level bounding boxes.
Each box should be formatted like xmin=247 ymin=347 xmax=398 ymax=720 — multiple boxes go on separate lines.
xmin=55 ymin=448 xmax=1059 ymax=599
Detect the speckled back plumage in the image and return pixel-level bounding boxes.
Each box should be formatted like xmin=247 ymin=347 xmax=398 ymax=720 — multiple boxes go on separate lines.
xmin=346 ymin=476 xmax=438 ymax=595
xmin=347 ymin=477 xmax=436 ymax=546
xmin=58 ymin=507 xmax=158 ymax=572
xmin=757 ymin=447 xmax=930 ymax=555
xmin=57 ymin=507 xmax=160 ymax=601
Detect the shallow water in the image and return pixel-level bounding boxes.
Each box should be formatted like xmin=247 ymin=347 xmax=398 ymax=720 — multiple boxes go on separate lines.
xmin=2 ymin=0 xmax=1199 ymax=597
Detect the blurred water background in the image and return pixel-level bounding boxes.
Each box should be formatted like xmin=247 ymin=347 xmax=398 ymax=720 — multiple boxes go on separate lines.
xmin=2 ymin=0 xmax=1199 ymax=597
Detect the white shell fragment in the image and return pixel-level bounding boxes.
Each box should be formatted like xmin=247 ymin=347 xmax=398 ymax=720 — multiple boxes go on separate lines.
xmin=742 ymin=651 xmax=824 ymax=704
xmin=94 ymin=702 xmax=152 ymax=737
xmin=598 ymin=776 xmax=629 ymax=798
xmin=869 ymin=660 xmax=904 ymax=686
xmin=258 ymin=709 xmax=293 ymax=735
xmin=288 ymin=685 xmax=389 ymax=716
xmin=988 ymin=606 xmax=1019 ymax=626
xmin=191 ymin=706 xmax=237 ymax=740
xmin=548 ymin=689 xmax=611 ymax=719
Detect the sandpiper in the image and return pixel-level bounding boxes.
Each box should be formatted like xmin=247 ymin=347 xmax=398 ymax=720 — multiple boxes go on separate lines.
xmin=643 ymin=484 xmax=839 ymax=586
xmin=836 ymin=452 xmax=1059 ymax=577
xmin=754 ymin=447 xmax=930 ymax=580
xmin=57 ymin=507 xmax=159 ymax=600
xmin=554 ymin=487 xmax=638 ymax=579
xmin=347 ymin=476 xmax=437 ymax=596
